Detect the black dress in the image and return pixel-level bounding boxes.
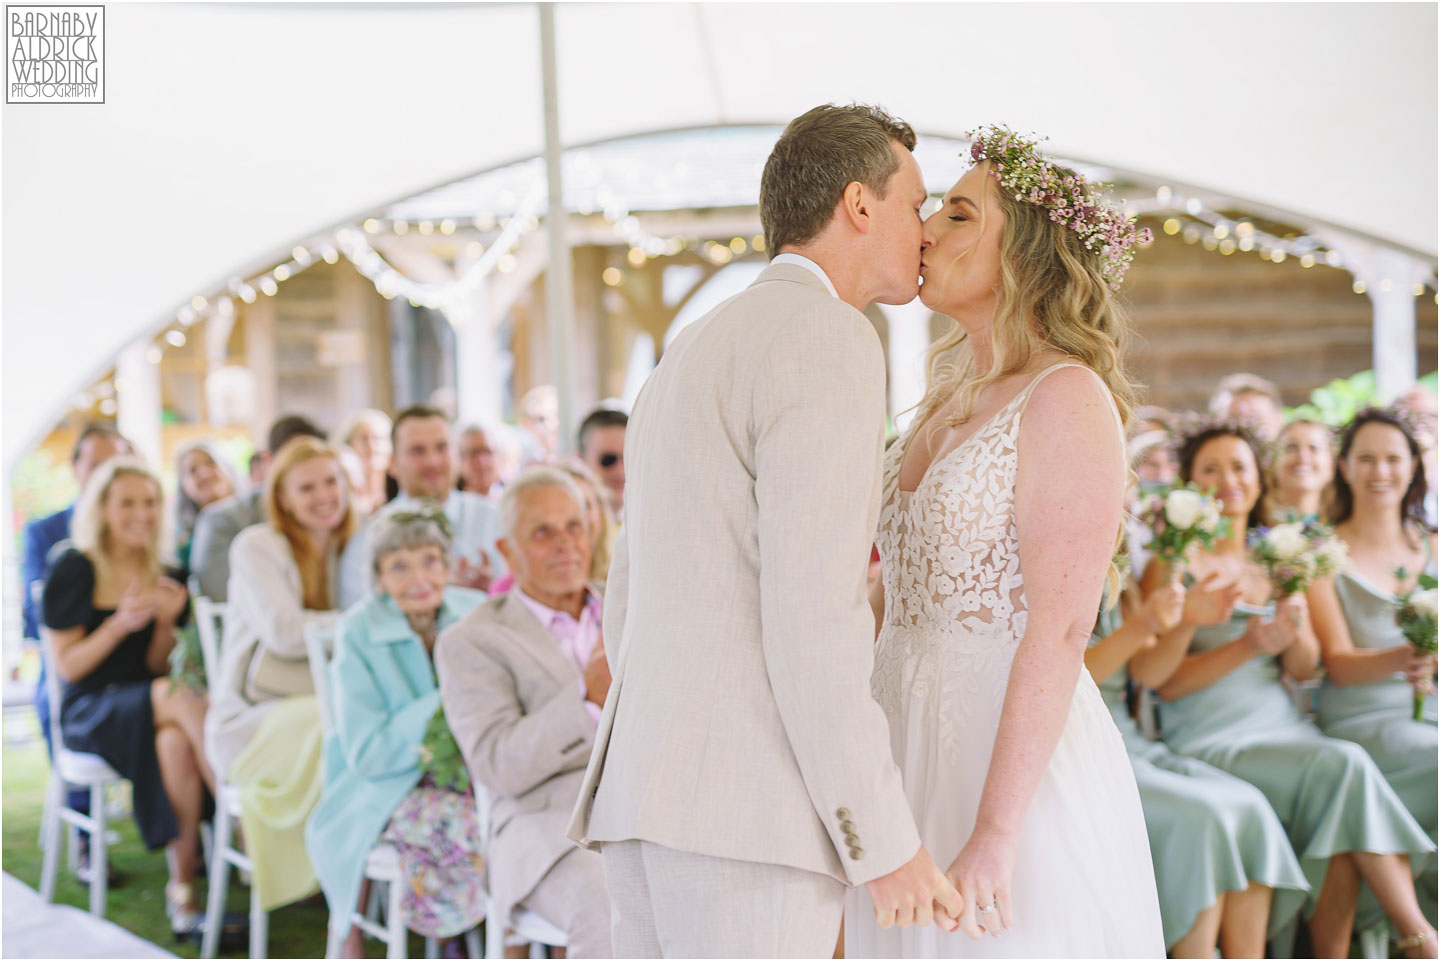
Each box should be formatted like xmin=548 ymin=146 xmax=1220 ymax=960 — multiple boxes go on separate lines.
xmin=41 ymin=549 xmax=191 ymax=850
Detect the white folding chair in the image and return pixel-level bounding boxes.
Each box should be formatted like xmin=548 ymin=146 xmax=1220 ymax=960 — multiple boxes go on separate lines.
xmin=474 ymin=784 xmax=568 ymax=959
xmin=37 ymin=634 xmax=124 ymax=918
xmin=308 ymin=623 xmax=465 ymax=959
xmin=196 ymin=597 xmax=270 ymax=959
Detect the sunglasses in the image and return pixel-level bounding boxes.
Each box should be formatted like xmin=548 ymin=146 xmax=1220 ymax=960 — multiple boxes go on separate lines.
xmin=599 ymin=453 xmax=621 ymax=469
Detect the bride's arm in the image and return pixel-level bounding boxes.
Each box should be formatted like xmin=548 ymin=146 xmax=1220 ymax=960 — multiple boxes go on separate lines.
xmin=944 ymin=368 xmax=1124 ymax=929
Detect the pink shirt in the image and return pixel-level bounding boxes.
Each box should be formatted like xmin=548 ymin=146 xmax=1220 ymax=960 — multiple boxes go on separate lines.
xmin=514 ymin=586 xmax=604 ymax=725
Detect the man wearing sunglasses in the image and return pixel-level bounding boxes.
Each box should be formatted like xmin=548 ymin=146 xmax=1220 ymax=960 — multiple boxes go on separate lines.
xmin=578 ymin=407 xmax=627 ymax=516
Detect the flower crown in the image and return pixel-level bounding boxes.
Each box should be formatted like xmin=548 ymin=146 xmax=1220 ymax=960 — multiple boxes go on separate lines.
xmin=966 ymin=124 xmax=1152 ymax=290
xmin=388 ymin=502 xmax=454 ymax=541
xmin=1169 ymin=410 xmax=1270 ymax=462
xmin=1345 ymin=403 xmax=1431 ymax=447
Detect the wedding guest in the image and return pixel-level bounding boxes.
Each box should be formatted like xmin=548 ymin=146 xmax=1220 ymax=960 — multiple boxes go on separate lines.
xmin=1266 ymin=418 xmax=1334 ymax=522
xmin=338 ymin=406 xmax=505 ymax=608
xmin=1210 ymin=373 xmax=1285 ymax=442
xmin=173 ymin=440 xmax=238 ymax=578
xmin=1396 ymin=383 xmax=1439 ymax=529
xmin=1135 ymin=404 xmax=1175 ymax=436
xmin=436 ymin=467 xmax=612 ymax=958
xmin=1131 ymin=429 xmax=1177 ymax=489
xmin=561 ymin=461 xmax=617 ymax=584
xmin=205 ymin=436 xmax=359 ymax=914
xmin=247 ymin=451 xmax=264 ymax=488
xmin=1134 ymin=422 xmax=1436 ymax=958
xmin=456 ymin=423 xmax=502 ymax=497
xmin=308 ymin=511 xmax=486 ymax=958
xmin=518 ymin=385 xmax=558 ymax=465
xmin=23 ymin=422 xmax=129 ymax=878
xmin=577 ymin=407 xmax=627 ymax=515
xmin=333 ymin=409 xmax=393 ymax=515
xmin=42 ymin=457 xmax=213 ymax=936
xmin=1087 ymin=581 xmax=1309 ymax=957
xmin=190 ymin=414 xmax=325 ymax=601
xmin=1309 ymin=407 xmax=1438 ymax=923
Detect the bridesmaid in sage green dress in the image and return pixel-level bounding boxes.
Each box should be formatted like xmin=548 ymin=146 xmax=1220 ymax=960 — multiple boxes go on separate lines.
xmin=1133 ymin=423 xmax=1436 ymax=959
xmin=1087 ymin=578 xmax=1309 ymax=957
xmin=1309 ymin=408 xmax=1438 ymax=925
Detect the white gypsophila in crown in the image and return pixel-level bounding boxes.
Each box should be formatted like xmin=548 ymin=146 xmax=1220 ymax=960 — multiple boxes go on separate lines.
xmin=967 ymin=124 xmax=1152 ymax=290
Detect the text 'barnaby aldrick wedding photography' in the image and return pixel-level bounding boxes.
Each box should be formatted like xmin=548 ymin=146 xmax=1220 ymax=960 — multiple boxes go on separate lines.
xmin=7 ymin=5 xmax=104 ymax=103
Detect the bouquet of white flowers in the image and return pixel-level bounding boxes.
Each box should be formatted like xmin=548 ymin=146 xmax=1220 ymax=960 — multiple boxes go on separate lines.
xmin=1247 ymin=512 xmax=1348 ymax=599
xmin=1136 ymin=483 xmax=1230 ymax=580
xmin=1395 ymin=569 xmax=1438 ymax=721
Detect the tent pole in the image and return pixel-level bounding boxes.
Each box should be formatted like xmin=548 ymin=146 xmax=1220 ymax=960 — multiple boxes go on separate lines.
xmin=539 ymin=2 xmax=577 ymax=457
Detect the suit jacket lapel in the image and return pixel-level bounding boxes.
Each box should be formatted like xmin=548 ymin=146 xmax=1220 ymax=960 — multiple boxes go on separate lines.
xmin=495 ymin=592 xmax=578 ymax=687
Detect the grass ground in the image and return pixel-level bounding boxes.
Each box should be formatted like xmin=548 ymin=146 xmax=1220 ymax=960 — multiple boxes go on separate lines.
xmin=1 ymin=709 xmax=421 ymax=959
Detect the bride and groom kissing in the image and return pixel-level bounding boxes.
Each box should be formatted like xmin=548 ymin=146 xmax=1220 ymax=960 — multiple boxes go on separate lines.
xmin=567 ymin=103 xmax=1164 ymax=959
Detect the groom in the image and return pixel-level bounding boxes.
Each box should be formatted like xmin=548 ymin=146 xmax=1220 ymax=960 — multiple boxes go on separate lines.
xmin=567 ymin=104 xmax=964 ymax=956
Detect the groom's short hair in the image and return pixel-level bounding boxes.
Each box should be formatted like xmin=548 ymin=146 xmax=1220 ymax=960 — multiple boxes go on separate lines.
xmin=760 ymin=103 xmax=916 ymax=256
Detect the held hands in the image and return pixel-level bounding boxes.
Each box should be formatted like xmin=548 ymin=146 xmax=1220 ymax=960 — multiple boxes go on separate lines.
xmin=1404 ymin=649 xmax=1437 ymax=697
xmin=453 ymin=552 xmax=494 ymax=593
xmin=1241 ymin=600 xmax=1303 ymax=657
xmin=110 ymin=580 xmax=159 ymax=634
xmin=944 ymin=828 xmax=1018 ymax=940
xmin=864 ymin=845 xmax=967 ymax=935
xmin=153 ymin=577 xmax=188 ymax=624
xmin=1139 ymin=583 xmax=1186 ymax=640
xmin=583 ymin=633 xmax=611 ymax=706
xmin=1182 ymin=572 xmax=1242 ymax=627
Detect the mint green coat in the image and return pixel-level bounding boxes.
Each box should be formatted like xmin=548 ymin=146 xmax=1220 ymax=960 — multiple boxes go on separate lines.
xmin=305 ymin=588 xmax=485 ymax=940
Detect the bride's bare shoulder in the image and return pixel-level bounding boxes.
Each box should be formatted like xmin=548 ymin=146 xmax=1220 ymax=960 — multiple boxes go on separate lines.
xmin=1020 ymin=363 xmax=1120 ymax=442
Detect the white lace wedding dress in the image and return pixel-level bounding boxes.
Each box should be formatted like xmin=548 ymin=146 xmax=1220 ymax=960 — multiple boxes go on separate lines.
xmin=845 ymin=363 xmax=1164 ymax=958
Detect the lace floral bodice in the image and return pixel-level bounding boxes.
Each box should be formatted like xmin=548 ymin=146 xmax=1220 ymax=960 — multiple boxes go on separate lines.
xmin=871 ymin=364 xmax=1095 ymax=752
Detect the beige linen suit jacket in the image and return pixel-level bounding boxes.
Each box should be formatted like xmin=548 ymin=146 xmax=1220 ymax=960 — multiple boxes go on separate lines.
xmin=436 ymin=592 xmax=597 ymax=923
xmin=566 ymin=262 xmax=921 ymax=887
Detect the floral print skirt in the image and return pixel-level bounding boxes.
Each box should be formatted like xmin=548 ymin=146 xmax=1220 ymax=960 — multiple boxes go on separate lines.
xmin=378 ymin=781 xmax=486 ymax=938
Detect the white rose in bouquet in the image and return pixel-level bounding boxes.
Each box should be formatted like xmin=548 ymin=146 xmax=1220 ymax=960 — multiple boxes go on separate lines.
xmin=1316 ymin=538 xmax=1349 ymax=571
xmin=1164 ymin=489 xmax=1204 ymax=529
xmin=1266 ymin=522 xmax=1308 ymax=560
xmin=1411 ymin=588 xmax=1438 ymax=619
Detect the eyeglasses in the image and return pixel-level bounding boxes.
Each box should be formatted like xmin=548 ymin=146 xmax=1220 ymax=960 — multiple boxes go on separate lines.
xmin=599 ymin=453 xmax=621 ymax=469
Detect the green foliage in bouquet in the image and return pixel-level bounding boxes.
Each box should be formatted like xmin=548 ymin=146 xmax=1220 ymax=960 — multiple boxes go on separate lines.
xmin=1395 ymin=569 xmax=1438 ymax=722
xmin=417 ymin=705 xmax=470 ymax=793
xmin=168 ymin=619 xmax=206 ymax=694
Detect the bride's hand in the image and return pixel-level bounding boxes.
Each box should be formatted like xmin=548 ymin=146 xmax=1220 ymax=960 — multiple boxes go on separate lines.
xmin=944 ymin=828 xmax=1018 ymax=938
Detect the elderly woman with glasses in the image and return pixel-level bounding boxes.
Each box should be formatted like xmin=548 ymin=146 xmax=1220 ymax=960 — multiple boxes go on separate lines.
xmin=306 ymin=508 xmax=488 ymax=957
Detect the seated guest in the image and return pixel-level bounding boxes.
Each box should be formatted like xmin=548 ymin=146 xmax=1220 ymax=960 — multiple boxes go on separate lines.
xmin=43 ymin=457 xmax=213 ymax=937
xmin=24 ymin=421 xmax=129 ymax=878
xmin=1209 ymin=372 xmax=1285 ymax=442
xmin=437 ymin=467 xmax=613 ymax=958
xmin=1134 ymin=421 xmax=1436 ymax=957
xmin=1088 ymin=583 xmax=1309 ymax=956
xmin=577 ymin=406 xmax=627 ymax=516
xmin=308 ymin=511 xmax=487 ymax=958
xmin=1310 ymin=407 xmax=1438 ymax=923
xmin=190 ymin=414 xmax=325 ymax=601
xmin=1266 ymin=418 xmax=1334 ymax=522
xmin=333 ymin=409 xmax=393 ymax=515
xmin=205 ymin=436 xmax=359 ymax=913
xmin=561 ymin=461 xmax=617 ymax=585
xmin=456 ymin=422 xmax=503 ymax=498
xmin=173 ymin=439 xmax=238 ymax=579
xmin=338 ymin=405 xmax=505 ymax=608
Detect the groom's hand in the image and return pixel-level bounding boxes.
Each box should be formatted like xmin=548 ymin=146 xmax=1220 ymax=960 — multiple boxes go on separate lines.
xmin=863 ymin=845 xmax=966 ymax=933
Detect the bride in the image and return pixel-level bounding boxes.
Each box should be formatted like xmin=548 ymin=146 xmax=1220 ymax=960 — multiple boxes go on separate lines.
xmin=846 ymin=127 xmax=1164 ymax=958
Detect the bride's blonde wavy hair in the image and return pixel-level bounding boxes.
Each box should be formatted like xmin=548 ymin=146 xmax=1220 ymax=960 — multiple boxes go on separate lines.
xmin=915 ymin=159 xmax=1141 ymax=605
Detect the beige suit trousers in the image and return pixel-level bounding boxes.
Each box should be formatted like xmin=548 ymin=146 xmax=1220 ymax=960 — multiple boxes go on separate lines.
xmin=601 ymin=840 xmax=844 ymax=959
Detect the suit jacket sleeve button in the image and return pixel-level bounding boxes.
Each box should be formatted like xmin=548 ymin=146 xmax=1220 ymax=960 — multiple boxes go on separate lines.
xmin=836 ymin=808 xmax=851 ymax=820
xmin=848 ymin=847 xmax=864 ymax=860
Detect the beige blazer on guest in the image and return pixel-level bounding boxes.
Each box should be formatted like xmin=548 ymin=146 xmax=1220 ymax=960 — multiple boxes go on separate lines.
xmin=436 ymin=592 xmax=598 ymax=923
xmin=566 ymin=262 xmax=921 ymax=887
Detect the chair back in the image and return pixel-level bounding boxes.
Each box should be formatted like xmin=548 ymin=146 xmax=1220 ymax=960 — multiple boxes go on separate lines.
xmin=40 ymin=634 xmax=69 ymax=758
xmin=193 ymin=596 xmax=226 ymax=693
xmin=304 ymin=622 xmax=335 ymax=735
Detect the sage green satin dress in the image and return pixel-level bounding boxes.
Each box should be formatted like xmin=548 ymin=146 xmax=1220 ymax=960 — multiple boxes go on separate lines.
xmin=1159 ymin=602 xmax=1435 ymax=919
xmin=1090 ymin=608 xmax=1308 ymax=947
xmin=1317 ymin=542 xmax=1437 ymax=924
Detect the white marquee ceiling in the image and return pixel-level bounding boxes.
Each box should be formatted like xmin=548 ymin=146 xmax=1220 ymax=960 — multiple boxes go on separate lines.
xmin=3 ymin=1 xmax=1436 ymax=467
